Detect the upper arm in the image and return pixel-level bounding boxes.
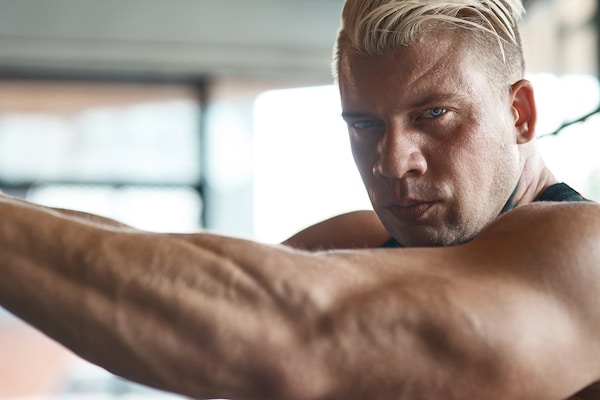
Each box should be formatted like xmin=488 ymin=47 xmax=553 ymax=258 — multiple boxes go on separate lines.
xmin=170 ymin=201 xmax=600 ymax=399
xmin=282 ymin=210 xmax=391 ymax=250
xmin=434 ymin=202 xmax=600 ymax=398
xmin=450 ymin=202 xmax=600 ymax=398
xmin=301 ymin=202 xmax=600 ymax=399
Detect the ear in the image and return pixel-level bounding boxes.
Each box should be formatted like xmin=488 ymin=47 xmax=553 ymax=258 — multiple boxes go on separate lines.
xmin=510 ymin=79 xmax=537 ymax=144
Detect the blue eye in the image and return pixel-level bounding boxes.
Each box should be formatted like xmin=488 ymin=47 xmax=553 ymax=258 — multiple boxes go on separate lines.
xmin=425 ymin=108 xmax=447 ymax=118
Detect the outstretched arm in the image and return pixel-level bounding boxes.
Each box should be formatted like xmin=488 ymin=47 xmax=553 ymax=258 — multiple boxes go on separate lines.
xmin=1 ymin=196 xmax=600 ymax=399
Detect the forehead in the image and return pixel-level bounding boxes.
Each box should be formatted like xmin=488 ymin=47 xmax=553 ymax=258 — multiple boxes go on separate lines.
xmin=339 ymin=33 xmax=494 ymax=110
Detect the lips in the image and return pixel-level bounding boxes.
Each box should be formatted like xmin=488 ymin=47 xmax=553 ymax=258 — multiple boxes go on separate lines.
xmin=384 ymin=201 xmax=438 ymax=221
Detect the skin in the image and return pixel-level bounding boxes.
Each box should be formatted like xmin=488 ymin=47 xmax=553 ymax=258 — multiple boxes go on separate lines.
xmin=1 ymin=31 xmax=600 ymax=400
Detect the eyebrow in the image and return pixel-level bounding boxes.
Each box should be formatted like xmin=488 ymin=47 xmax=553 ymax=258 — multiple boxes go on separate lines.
xmin=412 ymin=93 xmax=469 ymax=108
xmin=340 ymin=112 xmax=373 ymax=121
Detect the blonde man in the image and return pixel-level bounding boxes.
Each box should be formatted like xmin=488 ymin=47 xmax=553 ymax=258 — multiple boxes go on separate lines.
xmin=1 ymin=1 xmax=600 ymax=399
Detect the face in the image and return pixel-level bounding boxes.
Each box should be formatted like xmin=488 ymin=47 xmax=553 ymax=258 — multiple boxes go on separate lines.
xmin=339 ymin=33 xmax=522 ymax=247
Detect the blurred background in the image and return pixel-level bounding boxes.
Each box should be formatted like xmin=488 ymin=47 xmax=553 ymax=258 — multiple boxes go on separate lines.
xmin=0 ymin=0 xmax=599 ymax=398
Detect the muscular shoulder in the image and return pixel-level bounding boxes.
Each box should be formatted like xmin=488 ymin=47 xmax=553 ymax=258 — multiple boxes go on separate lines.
xmin=476 ymin=201 xmax=600 ymax=251
xmin=469 ymin=202 xmax=600 ymax=288
xmin=295 ymin=202 xmax=600 ymax=398
xmin=282 ymin=210 xmax=391 ymax=250
xmin=464 ymin=202 xmax=600 ymax=396
xmin=278 ymin=203 xmax=600 ymax=397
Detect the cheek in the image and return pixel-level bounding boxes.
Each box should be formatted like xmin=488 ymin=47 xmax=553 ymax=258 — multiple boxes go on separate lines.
xmin=429 ymin=126 xmax=491 ymax=195
xmin=443 ymin=123 xmax=519 ymax=205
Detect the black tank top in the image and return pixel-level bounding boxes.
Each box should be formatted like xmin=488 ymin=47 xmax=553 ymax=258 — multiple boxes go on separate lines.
xmin=381 ymin=182 xmax=589 ymax=248
xmin=534 ymin=182 xmax=589 ymax=203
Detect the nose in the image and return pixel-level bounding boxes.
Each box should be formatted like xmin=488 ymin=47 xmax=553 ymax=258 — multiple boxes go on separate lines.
xmin=372 ymin=128 xmax=428 ymax=179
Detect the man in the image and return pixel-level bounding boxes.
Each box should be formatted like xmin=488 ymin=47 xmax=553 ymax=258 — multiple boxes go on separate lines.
xmin=1 ymin=0 xmax=599 ymax=399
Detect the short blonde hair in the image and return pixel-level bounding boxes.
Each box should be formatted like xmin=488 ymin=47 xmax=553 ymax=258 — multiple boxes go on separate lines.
xmin=333 ymin=0 xmax=526 ymax=91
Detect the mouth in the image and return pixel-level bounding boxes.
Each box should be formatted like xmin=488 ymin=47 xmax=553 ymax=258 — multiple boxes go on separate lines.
xmin=384 ymin=201 xmax=439 ymax=222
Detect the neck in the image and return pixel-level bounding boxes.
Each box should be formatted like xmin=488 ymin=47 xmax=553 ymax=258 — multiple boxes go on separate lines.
xmin=512 ymin=149 xmax=558 ymax=207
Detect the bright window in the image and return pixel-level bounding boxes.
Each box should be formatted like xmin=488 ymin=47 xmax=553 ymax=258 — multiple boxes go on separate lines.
xmin=253 ymin=85 xmax=371 ymax=243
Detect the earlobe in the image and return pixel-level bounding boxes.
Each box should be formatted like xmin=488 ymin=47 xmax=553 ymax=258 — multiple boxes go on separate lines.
xmin=510 ymin=79 xmax=537 ymax=144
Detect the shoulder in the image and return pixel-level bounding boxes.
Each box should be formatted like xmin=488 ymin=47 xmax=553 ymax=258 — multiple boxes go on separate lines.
xmin=468 ymin=201 xmax=600 ymax=353
xmin=301 ymin=202 xmax=600 ymax=398
xmin=278 ymin=203 xmax=600 ymax=397
xmin=475 ymin=200 xmax=600 ymax=249
xmin=468 ymin=201 xmax=600 ymax=283
xmin=282 ymin=210 xmax=391 ymax=250
xmin=462 ymin=201 xmax=600 ymax=396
